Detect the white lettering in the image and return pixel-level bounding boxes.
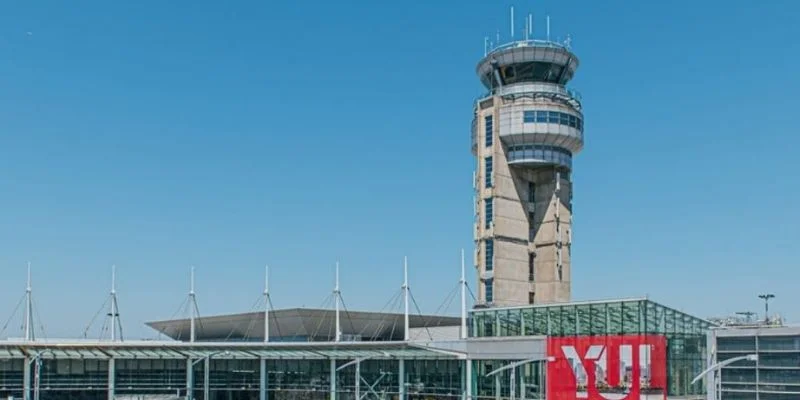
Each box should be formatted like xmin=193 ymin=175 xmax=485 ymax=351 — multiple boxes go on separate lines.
xmin=560 ymin=344 xmax=652 ymax=400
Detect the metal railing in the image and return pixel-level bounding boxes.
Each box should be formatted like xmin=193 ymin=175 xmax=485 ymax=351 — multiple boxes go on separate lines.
xmin=487 ymin=39 xmax=570 ymax=56
xmin=475 ymin=86 xmax=582 ymax=108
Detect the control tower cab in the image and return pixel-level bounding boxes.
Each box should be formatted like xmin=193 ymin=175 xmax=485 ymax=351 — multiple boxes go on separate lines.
xmin=472 ymin=38 xmax=584 ymax=307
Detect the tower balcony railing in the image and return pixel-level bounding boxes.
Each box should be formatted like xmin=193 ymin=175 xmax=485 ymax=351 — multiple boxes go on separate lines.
xmin=486 ymin=39 xmax=571 ymax=57
xmin=474 ymin=84 xmax=582 ymax=109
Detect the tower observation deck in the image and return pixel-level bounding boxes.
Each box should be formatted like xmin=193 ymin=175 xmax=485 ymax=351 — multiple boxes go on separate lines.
xmin=472 ymin=36 xmax=583 ymax=307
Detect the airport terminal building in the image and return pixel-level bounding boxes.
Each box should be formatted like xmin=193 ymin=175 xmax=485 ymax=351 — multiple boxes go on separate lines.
xmin=0 ymin=297 xmax=713 ymax=400
xmin=4 ymin=11 xmax=782 ymax=400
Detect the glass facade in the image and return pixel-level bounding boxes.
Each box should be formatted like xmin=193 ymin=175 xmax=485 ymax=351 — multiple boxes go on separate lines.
xmin=717 ymin=329 xmax=800 ymax=399
xmin=522 ymin=110 xmax=583 ymax=131
xmin=507 ymin=145 xmax=572 ymax=169
xmin=0 ymin=347 xmax=462 ymax=400
xmin=470 ymin=298 xmax=713 ymax=398
xmin=0 ymin=358 xmax=24 ymax=400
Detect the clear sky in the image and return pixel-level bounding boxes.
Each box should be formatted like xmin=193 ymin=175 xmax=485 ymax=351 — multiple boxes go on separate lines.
xmin=1 ymin=0 xmax=798 ymax=339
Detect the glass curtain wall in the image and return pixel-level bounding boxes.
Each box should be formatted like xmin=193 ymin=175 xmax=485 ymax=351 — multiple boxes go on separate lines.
xmin=405 ymin=360 xmax=462 ymax=400
xmin=36 ymin=359 xmax=108 ymax=400
xmin=116 ymin=358 xmax=187 ymax=397
xmin=0 ymin=358 xmax=24 ymax=400
xmin=471 ymin=299 xmax=712 ymax=397
xmin=474 ymin=360 xmax=545 ymax=400
xmin=266 ymin=359 xmax=329 ymax=400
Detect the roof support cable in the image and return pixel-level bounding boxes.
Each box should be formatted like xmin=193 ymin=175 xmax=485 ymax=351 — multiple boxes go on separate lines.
xmin=408 ymin=291 xmax=434 ymax=341
xmin=0 ymin=293 xmax=26 ymax=339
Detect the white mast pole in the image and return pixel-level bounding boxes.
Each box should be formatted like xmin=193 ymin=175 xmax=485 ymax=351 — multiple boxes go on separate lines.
xmin=529 ymin=13 xmax=533 ymax=37
xmin=510 ymin=6 xmax=514 ymax=39
xmin=547 ymin=16 xmax=551 ymax=41
xmin=461 ymin=249 xmax=467 ymax=339
xmin=403 ymin=256 xmax=409 ymax=341
xmin=264 ymin=264 xmax=270 ymax=343
xmin=335 ymin=261 xmax=341 ymax=342
xmin=189 ymin=266 xmax=196 ymax=343
xmin=111 ymin=265 xmax=117 ymax=342
xmin=24 ymin=262 xmax=32 ymax=342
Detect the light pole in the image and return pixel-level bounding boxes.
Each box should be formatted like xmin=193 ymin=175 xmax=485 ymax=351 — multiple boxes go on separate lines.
xmin=29 ymin=350 xmax=54 ymax=400
xmin=758 ymin=294 xmax=775 ymax=324
xmin=188 ymin=351 xmax=230 ymax=400
xmin=691 ymin=354 xmax=757 ymax=400
xmin=485 ymin=356 xmax=555 ymax=400
xmin=336 ymin=352 xmax=391 ymax=400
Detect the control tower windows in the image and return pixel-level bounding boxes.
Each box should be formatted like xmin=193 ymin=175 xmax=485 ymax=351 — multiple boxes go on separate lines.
xmin=485 ymin=156 xmax=493 ymax=188
xmin=485 ymin=239 xmax=494 ymax=271
xmin=528 ymin=253 xmax=535 ymax=282
xmin=484 ymin=116 xmax=493 ymax=147
xmin=485 ymin=198 xmax=493 ymax=229
xmin=485 ymin=279 xmax=494 ymax=303
xmin=522 ymin=110 xmax=583 ymax=131
xmin=528 ymin=182 xmax=536 ymax=203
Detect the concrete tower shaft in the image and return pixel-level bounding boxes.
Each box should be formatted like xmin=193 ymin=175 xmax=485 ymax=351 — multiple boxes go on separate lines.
xmin=472 ymin=40 xmax=583 ymax=307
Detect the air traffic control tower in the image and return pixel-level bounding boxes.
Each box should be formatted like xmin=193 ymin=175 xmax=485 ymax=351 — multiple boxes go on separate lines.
xmin=472 ymin=27 xmax=583 ymax=307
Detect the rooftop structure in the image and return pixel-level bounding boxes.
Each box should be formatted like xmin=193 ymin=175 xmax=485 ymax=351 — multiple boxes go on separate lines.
xmin=471 ymin=297 xmax=715 ymax=399
xmin=147 ymin=308 xmax=461 ymax=342
xmin=710 ymin=324 xmax=800 ymax=399
xmin=472 ymin=22 xmax=583 ymax=307
xmin=0 ymin=296 xmax=714 ymax=400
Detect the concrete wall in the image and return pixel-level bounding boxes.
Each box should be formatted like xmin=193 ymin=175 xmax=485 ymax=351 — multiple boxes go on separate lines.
xmin=474 ymin=94 xmax=575 ymax=307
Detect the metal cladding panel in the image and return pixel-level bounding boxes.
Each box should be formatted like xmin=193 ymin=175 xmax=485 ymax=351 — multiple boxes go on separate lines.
xmin=247 ymin=349 xmax=325 ymax=359
xmin=391 ymin=348 xmax=453 ymax=359
xmin=314 ymin=348 xmax=452 ymax=360
xmin=105 ymin=348 xmax=184 ymax=359
xmin=316 ymin=349 xmax=367 ymax=358
xmin=182 ymin=349 xmax=257 ymax=359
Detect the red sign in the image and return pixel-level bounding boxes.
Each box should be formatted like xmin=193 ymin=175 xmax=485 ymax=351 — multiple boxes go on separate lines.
xmin=546 ymin=335 xmax=667 ymax=400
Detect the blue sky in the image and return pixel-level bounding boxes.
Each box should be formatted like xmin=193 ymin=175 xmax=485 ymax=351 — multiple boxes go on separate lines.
xmin=0 ymin=0 xmax=798 ymax=339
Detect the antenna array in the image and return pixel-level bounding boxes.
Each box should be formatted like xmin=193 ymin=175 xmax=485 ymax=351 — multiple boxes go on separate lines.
xmin=483 ymin=6 xmax=571 ymax=54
